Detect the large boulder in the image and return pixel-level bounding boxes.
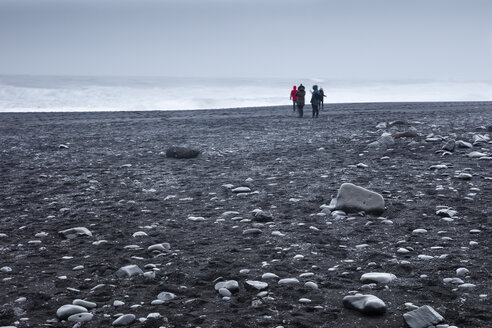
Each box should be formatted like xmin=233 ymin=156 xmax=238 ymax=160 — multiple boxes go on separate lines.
xmin=165 ymin=146 xmax=200 ymax=159
xmin=333 ymin=183 xmax=385 ymax=214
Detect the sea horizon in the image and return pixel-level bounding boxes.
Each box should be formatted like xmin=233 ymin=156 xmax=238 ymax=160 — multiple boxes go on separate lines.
xmin=1 ymin=74 xmax=491 ymax=113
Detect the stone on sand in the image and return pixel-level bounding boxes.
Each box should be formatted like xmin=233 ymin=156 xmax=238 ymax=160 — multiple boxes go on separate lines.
xmin=332 ymin=183 xmax=385 ymax=214
xmin=403 ymin=305 xmax=444 ymax=328
xmin=165 ymin=146 xmax=200 ymax=159
xmin=116 ymin=265 xmax=144 ymax=278
xmin=56 ymin=304 xmax=88 ymax=320
xmin=360 ymin=272 xmax=397 ymax=284
xmin=112 ymin=314 xmax=136 ymax=326
xmin=342 ymin=294 xmax=387 ymax=315
xmin=58 ymin=227 xmax=92 ymax=239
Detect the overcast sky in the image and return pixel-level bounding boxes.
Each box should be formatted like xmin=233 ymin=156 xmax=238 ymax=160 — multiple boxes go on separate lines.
xmin=1 ymin=0 xmax=491 ymax=80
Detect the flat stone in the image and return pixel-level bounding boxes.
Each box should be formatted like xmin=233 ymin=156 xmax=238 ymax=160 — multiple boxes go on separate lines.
xmin=333 ymin=183 xmax=385 ymax=214
xmin=467 ymin=151 xmax=487 ymax=158
xmin=116 ymin=265 xmax=144 ymax=278
xmin=403 ymin=305 xmax=444 ymax=328
xmin=456 ymin=140 xmax=472 ymax=148
xmin=218 ymin=287 xmax=232 ymax=297
xmin=242 ymin=228 xmax=262 ymax=235
xmin=72 ymin=299 xmax=97 ymax=309
xmin=360 ymin=272 xmax=397 ymax=284
xmin=58 ymin=227 xmax=92 ymax=239
xmin=262 ymin=273 xmax=279 ymax=280
xmin=147 ymin=243 xmax=171 ymax=252
xmin=304 ymin=281 xmax=318 ymax=289
xmin=342 ymin=294 xmax=387 ymax=315
xmin=112 ymin=314 xmax=136 ymax=326
xmin=245 ymin=280 xmax=268 ymax=290
xmin=68 ymin=312 xmax=93 ymax=322
xmin=456 ymin=268 xmax=470 ymax=276
xmin=165 ymin=146 xmax=200 ymax=159
xmin=56 ymin=304 xmax=88 ymax=320
xmin=157 ymin=292 xmax=176 ymax=301
xmin=214 ymin=280 xmax=239 ymax=292
xmin=232 ymin=187 xmax=251 ymax=193
xmin=412 ymin=229 xmax=428 ymax=234
xmin=278 ymin=278 xmax=300 ymax=285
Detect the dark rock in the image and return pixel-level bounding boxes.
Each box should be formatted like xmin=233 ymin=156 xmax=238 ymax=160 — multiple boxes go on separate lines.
xmin=392 ymin=131 xmax=420 ymax=138
xmin=441 ymin=140 xmax=455 ymax=151
xmin=252 ymin=210 xmax=273 ymax=222
xmin=165 ymin=146 xmax=200 ymax=159
xmin=403 ymin=305 xmax=444 ymax=328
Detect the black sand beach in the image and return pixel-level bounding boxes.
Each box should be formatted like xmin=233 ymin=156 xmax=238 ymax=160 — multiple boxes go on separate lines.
xmin=0 ymin=102 xmax=491 ymax=327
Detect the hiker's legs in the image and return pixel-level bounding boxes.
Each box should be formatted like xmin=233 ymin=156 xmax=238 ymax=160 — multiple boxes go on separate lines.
xmin=312 ymin=104 xmax=318 ymax=117
xmin=298 ymin=105 xmax=303 ymax=118
xmin=293 ymin=100 xmax=297 ymax=111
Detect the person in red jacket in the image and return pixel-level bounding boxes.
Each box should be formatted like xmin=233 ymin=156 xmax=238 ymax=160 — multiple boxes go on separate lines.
xmin=290 ymin=85 xmax=297 ymax=112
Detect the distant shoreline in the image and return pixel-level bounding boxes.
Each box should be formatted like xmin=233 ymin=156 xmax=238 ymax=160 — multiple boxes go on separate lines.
xmin=0 ymin=100 xmax=491 ymax=115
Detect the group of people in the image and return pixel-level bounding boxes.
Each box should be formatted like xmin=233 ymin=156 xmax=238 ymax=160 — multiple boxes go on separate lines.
xmin=290 ymin=84 xmax=326 ymax=118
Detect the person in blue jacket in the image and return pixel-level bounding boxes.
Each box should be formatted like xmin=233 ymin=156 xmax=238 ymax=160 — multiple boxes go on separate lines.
xmin=310 ymin=85 xmax=322 ymax=118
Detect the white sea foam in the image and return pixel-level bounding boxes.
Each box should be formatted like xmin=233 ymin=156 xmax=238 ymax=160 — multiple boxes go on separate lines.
xmin=0 ymin=75 xmax=490 ymax=112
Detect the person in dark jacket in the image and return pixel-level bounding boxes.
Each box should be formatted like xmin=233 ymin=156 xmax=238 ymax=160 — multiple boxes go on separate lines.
xmin=310 ymin=85 xmax=322 ymax=118
xmin=319 ymin=88 xmax=326 ymax=110
xmin=290 ymin=86 xmax=297 ymax=111
xmin=295 ymin=84 xmax=306 ymax=118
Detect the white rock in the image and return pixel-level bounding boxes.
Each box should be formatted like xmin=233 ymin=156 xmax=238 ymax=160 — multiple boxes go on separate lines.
xmin=132 ymin=231 xmax=148 ymax=237
xmin=113 ymin=300 xmax=125 ymax=307
xmin=278 ymin=278 xmax=300 ymax=285
xmin=214 ymin=280 xmax=239 ymax=292
xmin=333 ymin=183 xmax=385 ymax=214
xmin=112 ymin=314 xmax=136 ymax=326
xmin=232 ymin=187 xmax=251 ymax=193
xmin=147 ymin=243 xmax=171 ymax=252
xmin=187 ymin=216 xmax=206 ymax=221
xmin=59 ymin=227 xmax=92 ymax=238
xmin=72 ymin=299 xmax=97 ymax=309
xmin=68 ymin=312 xmax=93 ymax=322
xmin=467 ymin=151 xmax=487 ymax=158
xmin=157 ymin=292 xmax=176 ymax=301
xmin=304 ymin=281 xmax=318 ymax=289
xmin=262 ymin=273 xmax=279 ymax=280
xmin=116 ymin=265 xmax=144 ymax=278
xmin=360 ymin=273 xmax=397 ymax=284
xmin=456 ymin=268 xmax=470 ymax=276
xmin=299 ymin=298 xmax=312 ymax=303
xmin=218 ymin=287 xmax=232 ymax=297
xmin=56 ymin=305 xmax=88 ymax=320
xmin=412 ymin=229 xmax=428 ymax=234
xmin=245 ymin=280 xmax=268 ymax=290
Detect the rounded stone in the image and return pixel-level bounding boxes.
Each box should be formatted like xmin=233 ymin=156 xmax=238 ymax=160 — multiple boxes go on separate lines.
xmin=218 ymin=287 xmax=232 ymax=297
xmin=72 ymin=299 xmax=97 ymax=309
xmin=157 ymin=292 xmax=176 ymax=302
xmin=56 ymin=304 xmax=88 ymax=320
xmin=112 ymin=314 xmax=136 ymax=326
xmin=68 ymin=312 xmax=94 ymax=322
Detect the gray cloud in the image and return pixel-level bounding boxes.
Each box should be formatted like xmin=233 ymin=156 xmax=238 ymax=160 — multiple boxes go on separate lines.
xmin=0 ymin=0 xmax=491 ymax=80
